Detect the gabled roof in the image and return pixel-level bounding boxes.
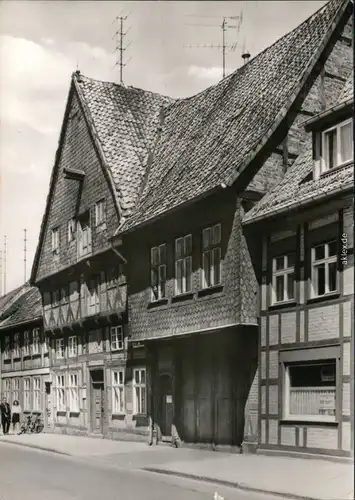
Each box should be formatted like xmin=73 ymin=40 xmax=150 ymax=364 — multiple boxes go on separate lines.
xmin=243 ymin=74 xmax=354 ymax=225
xmin=119 ymin=0 xmax=351 ymax=233
xmin=30 ymin=73 xmax=172 ymax=284
xmin=74 ymin=75 xmax=173 ymax=216
xmin=0 ymin=285 xmax=42 ymax=331
xmin=0 ymin=283 xmax=29 ymax=317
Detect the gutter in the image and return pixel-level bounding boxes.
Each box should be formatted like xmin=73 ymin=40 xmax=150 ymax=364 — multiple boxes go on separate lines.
xmin=301 ymin=98 xmax=353 ymax=131
xmin=243 ymin=182 xmax=354 ymax=227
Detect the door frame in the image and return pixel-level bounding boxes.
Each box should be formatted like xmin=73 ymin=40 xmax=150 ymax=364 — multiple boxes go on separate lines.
xmin=89 ymin=367 xmax=105 ymax=435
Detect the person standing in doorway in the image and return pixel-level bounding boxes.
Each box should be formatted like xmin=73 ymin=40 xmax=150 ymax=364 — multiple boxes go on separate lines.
xmin=11 ymin=400 xmax=21 ymax=434
xmin=0 ymin=397 xmax=11 ymax=435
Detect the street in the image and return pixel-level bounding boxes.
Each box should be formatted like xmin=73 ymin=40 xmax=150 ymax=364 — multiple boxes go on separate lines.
xmin=0 ymin=443 xmax=278 ymax=500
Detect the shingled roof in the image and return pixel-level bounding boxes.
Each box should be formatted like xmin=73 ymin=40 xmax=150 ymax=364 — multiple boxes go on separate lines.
xmin=243 ymin=74 xmax=354 ymax=225
xmin=118 ymin=0 xmax=351 ymax=233
xmin=0 ymin=283 xmax=29 ymax=317
xmin=74 ymin=75 xmax=173 ymax=217
xmin=0 ymin=285 xmax=42 ymax=331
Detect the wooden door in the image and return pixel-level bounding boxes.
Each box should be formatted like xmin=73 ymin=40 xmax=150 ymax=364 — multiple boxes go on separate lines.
xmin=159 ymin=374 xmax=173 ymax=437
xmin=90 ymin=370 xmax=104 ymax=434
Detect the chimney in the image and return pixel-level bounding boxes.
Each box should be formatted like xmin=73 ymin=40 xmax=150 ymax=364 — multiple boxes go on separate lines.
xmin=242 ymin=51 xmax=251 ymax=65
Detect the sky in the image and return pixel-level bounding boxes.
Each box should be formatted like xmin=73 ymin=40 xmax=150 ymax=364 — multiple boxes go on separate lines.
xmin=0 ymin=0 xmax=327 ymax=295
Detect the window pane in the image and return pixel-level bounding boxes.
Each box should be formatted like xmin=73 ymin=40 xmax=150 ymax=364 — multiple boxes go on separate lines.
xmin=159 ymin=265 xmax=166 ymax=298
xmin=212 ymin=247 xmax=221 ymax=285
xmin=140 ymin=369 xmax=146 ymax=384
xmin=340 ymin=122 xmax=353 ymax=163
xmin=287 ymin=254 xmax=295 ymax=268
xmin=159 ymin=244 xmax=166 ymax=264
xmin=202 ymin=251 xmax=211 ymax=287
xmin=175 ymin=238 xmax=183 ymax=259
xmin=287 ymin=273 xmax=294 ymax=300
xmin=151 ymin=247 xmax=158 ymax=266
xmin=316 ymin=264 xmax=325 ymax=295
xmin=185 ymin=256 xmax=192 ymax=292
xmin=135 ymin=370 xmax=140 ymax=384
xmin=275 ymin=256 xmax=285 ymax=271
xmin=212 ymin=224 xmax=221 ymax=245
xmin=176 ymin=260 xmax=183 ymax=294
xmin=328 ymin=261 xmax=337 ymax=292
xmin=202 ymin=228 xmax=211 ymax=250
xmin=328 ymin=241 xmax=337 ymax=257
xmin=314 ymin=244 xmax=325 ymax=261
xmin=184 ymin=235 xmax=192 ymax=256
xmin=141 ymin=387 xmax=146 ymax=414
xmin=276 ymin=275 xmax=284 ymax=302
xmin=325 ymin=129 xmax=337 ymax=169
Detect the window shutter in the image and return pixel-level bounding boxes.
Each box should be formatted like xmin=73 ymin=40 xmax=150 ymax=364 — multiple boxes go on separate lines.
xmin=212 ymin=224 xmax=221 ymax=245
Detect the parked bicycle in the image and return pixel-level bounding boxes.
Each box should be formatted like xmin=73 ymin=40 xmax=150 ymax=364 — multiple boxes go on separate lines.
xmin=18 ymin=413 xmax=44 ymax=434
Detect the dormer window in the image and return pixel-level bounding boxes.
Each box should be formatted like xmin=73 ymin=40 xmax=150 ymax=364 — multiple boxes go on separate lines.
xmin=322 ymin=119 xmax=353 ymax=172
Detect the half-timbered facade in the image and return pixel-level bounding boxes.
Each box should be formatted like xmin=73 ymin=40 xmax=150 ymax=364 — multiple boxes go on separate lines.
xmin=115 ymin=0 xmax=353 ymax=450
xmin=0 ymin=284 xmax=52 ymax=431
xmin=243 ymin=73 xmax=354 ymax=457
xmin=30 ymin=73 xmax=171 ymax=440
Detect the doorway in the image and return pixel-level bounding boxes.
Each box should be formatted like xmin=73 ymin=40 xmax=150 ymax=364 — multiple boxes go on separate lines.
xmin=159 ymin=374 xmax=173 ymax=438
xmin=90 ymin=369 xmax=104 ymax=434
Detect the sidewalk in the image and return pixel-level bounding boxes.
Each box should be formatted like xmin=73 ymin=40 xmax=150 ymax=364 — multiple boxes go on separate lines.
xmin=0 ymin=433 xmax=353 ymax=500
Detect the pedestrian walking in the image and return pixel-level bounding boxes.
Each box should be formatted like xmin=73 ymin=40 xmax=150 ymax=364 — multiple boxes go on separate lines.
xmin=11 ymin=400 xmax=22 ymax=434
xmin=0 ymin=397 xmax=11 ymax=435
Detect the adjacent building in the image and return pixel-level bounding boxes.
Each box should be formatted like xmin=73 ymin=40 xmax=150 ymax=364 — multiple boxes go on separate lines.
xmin=0 ymin=284 xmax=52 ymax=430
xmin=243 ymin=74 xmax=354 ymax=457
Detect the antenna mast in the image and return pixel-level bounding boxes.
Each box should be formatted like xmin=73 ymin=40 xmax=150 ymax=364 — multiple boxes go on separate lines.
xmin=112 ymin=15 xmax=132 ymax=85
xmin=24 ymin=229 xmax=27 ymax=282
xmin=184 ymin=14 xmax=243 ymax=79
xmin=3 ymin=235 xmax=6 ymax=295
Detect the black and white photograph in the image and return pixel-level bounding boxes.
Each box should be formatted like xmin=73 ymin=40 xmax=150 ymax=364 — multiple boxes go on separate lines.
xmin=0 ymin=0 xmax=353 ymax=499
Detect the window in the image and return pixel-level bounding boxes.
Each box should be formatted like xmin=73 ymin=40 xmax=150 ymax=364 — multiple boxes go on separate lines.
xmin=32 ymin=328 xmax=40 ymax=355
xmin=52 ymin=290 xmax=60 ymax=307
xmin=13 ymin=379 xmax=20 ymax=404
xmin=87 ymin=277 xmax=100 ymax=314
xmin=133 ymin=368 xmax=146 ymax=415
xmin=68 ymin=336 xmax=77 ymax=358
xmin=4 ymin=336 xmax=10 ymax=359
xmin=202 ymin=224 xmax=222 ymax=288
xmin=60 ymin=286 xmax=69 ymax=305
xmin=24 ymin=378 xmax=31 ymax=410
xmin=284 ymin=360 xmax=336 ymax=422
xmin=110 ymin=326 xmax=123 ymax=351
xmin=4 ymin=379 xmax=11 ymax=404
xmin=175 ymin=234 xmax=192 ymax=295
xmin=272 ymin=254 xmax=295 ymax=304
xmin=56 ymin=375 xmax=66 ymax=411
xmin=67 ymin=218 xmax=76 ymax=243
xmin=150 ymin=244 xmax=166 ymax=301
xmin=112 ymin=369 xmax=125 ymax=414
xmin=52 ymin=227 xmax=59 ymax=255
xmin=23 ymin=331 xmax=30 ymax=357
xmin=77 ymin=212 xmax=92 ymax=257
xmin=95 ymin=199 xmax=106 ymax=228
xmin=311 ymin=241 xmax=337 ymax=297
xmin=68 ymin=373 xmax=79 ymax=412
xmin=56 ymin=338 xmax=65 ymax=359
xmin=33 ymin=377 xmax=41 ymax=411
xmin=322 ymin=119 xmax=353 ymax=172
xmin=42 ymin=333 xmax=49 ymax=354
xmin=13 ymin=333 xmax=20 ymax=359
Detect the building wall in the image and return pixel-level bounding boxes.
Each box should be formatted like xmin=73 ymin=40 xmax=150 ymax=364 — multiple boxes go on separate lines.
xmin=127 ymin=189 xmax=258 ymax=342
xmin=259 ymin=199 xmax=354 ymax=456
xmin=49 ymin=325 xmax=149 ymax=440
xmin=35 ymin=89 xmax=120 ymax=283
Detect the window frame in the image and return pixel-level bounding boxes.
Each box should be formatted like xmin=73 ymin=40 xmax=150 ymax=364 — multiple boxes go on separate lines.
xmin=32 ymin=328 xmax=40 ymax=356
xmin=68 ymin=373 xmax=79 ymax=413
xmin=95 ymin=199 xmax=106 ymax=228
xmin=56 ymin=338 xmax=65 ymax=359
xmin=110 ymin=326 xmax=124 ymax=352
xmin=13 ymin=378 xmax=20 ymax=404
xmin=112 ymin=369 xmax=125 ymax=414
xmin=56 ymin=374 xmax=66 ymax=412
xmin=271 ymin=253 xmax=295 ymax=305
xmin=133 ymin=367 xmax=146 ymax=415
xmin=68 ymin=336 xmax=77 ymax=358
xmin=174 ymin=234 xmax=192 ymax=295
xmin=13 ymin=333 xmax=21 ymax=359
xmin=281 ymin=346 xmax=340 ymax=424
xmin=87 ymin=276 xmax=100 ymax=314
xmin=51 ymin=227 xmax=60 ymax=255
xmin=67 ymin=218 xmax=76 ymax=243
xmin=24 ymin=377 xmax=31 ymax=411
xmin=150 ymin=244 xmax=167 ymax=301
xmin=321 ymin=118 xmax=353 ymax=173
xmin=23 ymin=331 xmax=31 ymax=357
xmin=4 ymin=335 xmax=10 ymax=360
xmin=201 ymin=223 xmax=222 ymax=289
xmin=33 ymin=377 xmax=41 ymax=411
xmin=4 ymin=379 xmax=11 ymax=404
xmin=310 ymin=240 xmax=338 ymax=298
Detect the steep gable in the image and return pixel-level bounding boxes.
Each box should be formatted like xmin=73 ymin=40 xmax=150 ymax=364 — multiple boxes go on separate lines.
xmin=0 ymin=286 xmax=41 ymax=330
xmin=120 ymin=0 xmax=352 ymax=233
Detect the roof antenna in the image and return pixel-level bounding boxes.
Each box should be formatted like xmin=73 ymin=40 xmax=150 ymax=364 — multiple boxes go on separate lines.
xmin=112 ymin=14 xmax=132 ymax=85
